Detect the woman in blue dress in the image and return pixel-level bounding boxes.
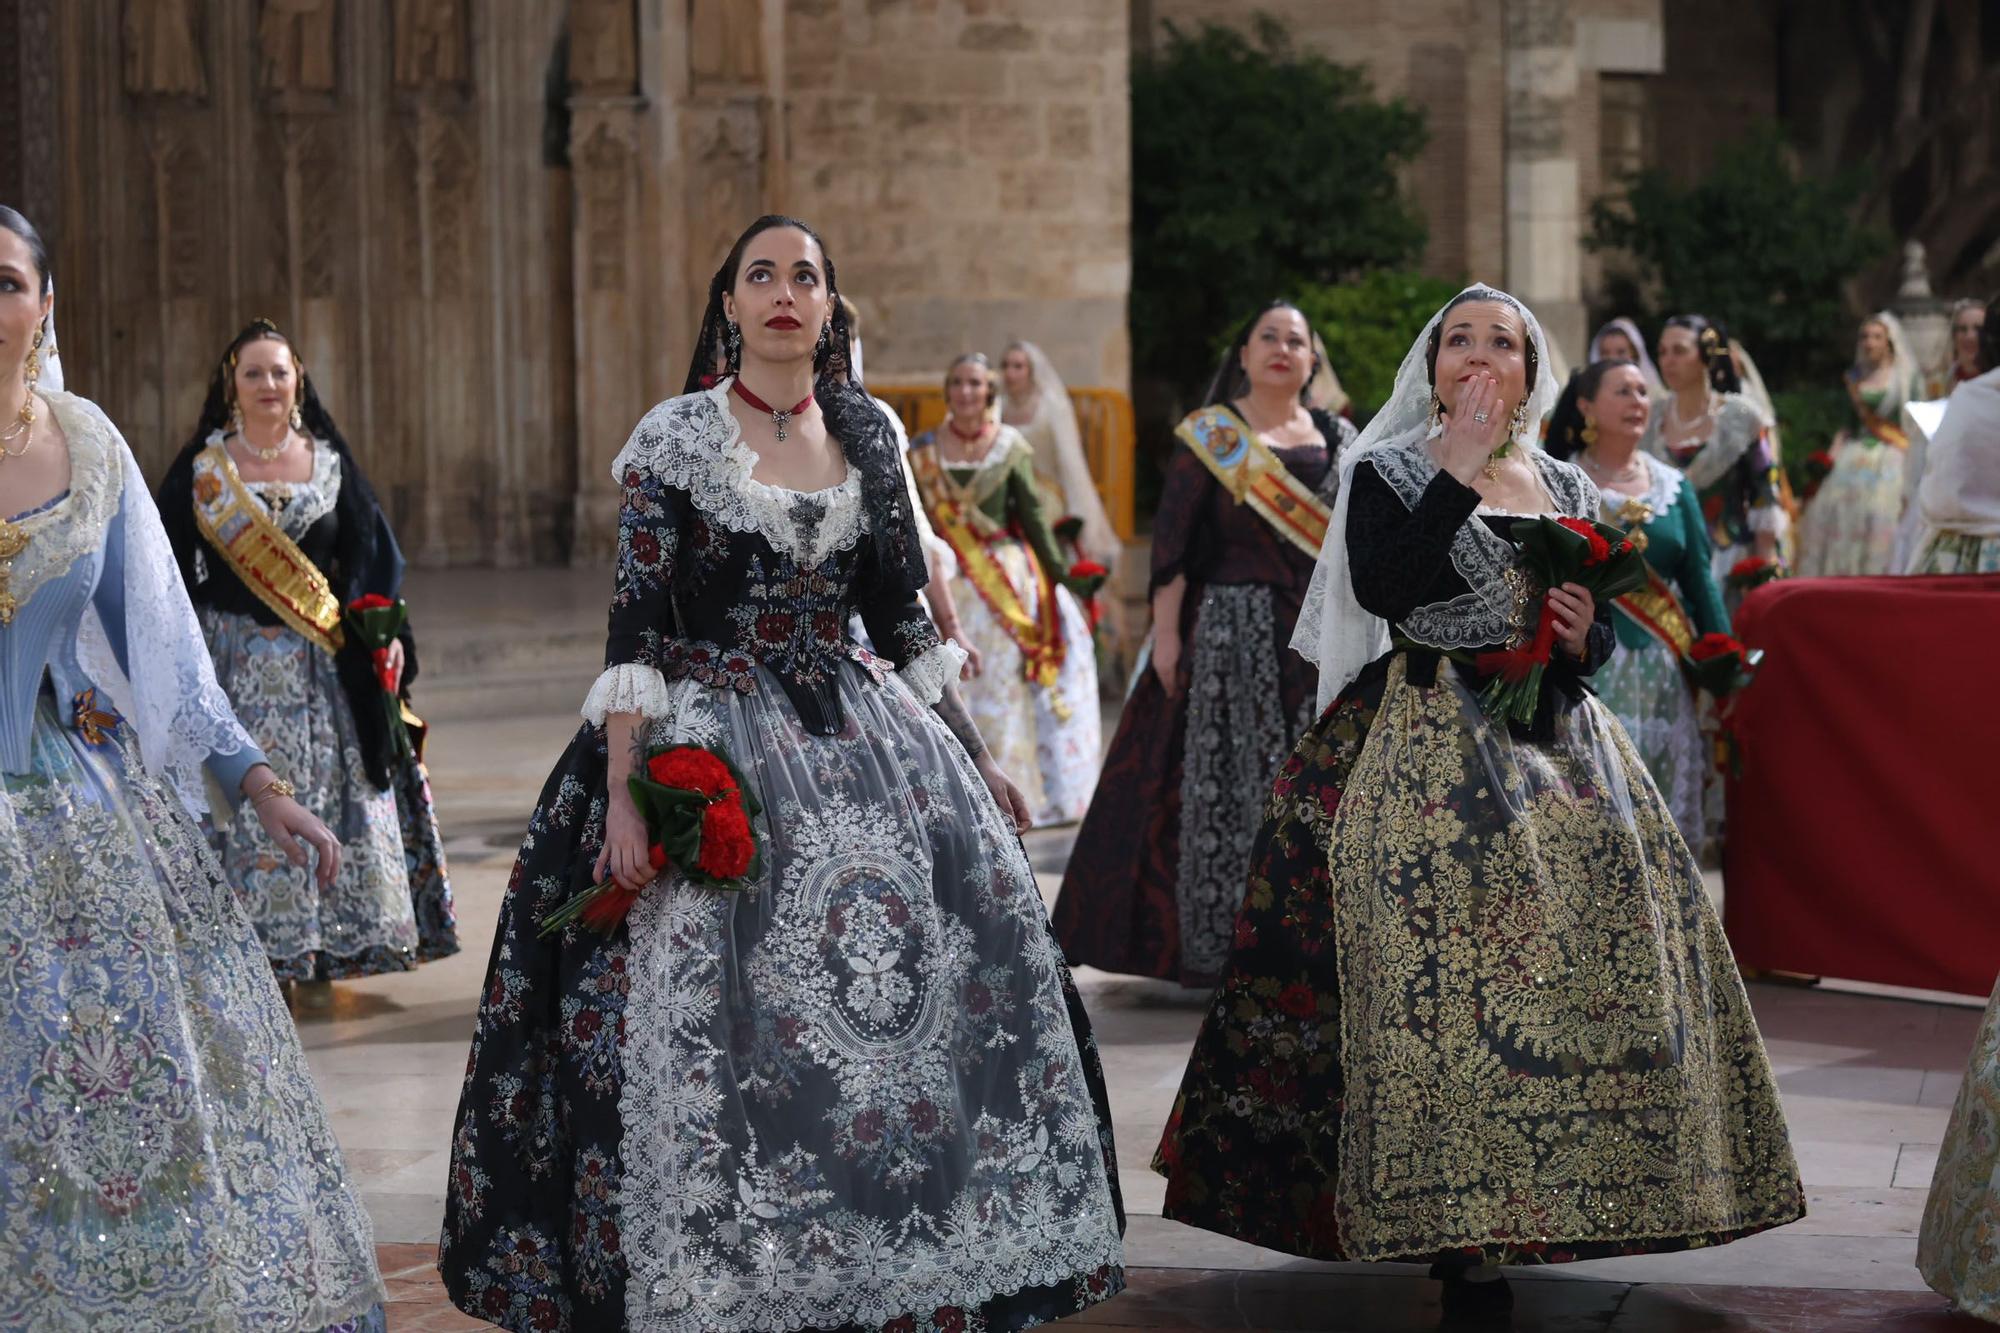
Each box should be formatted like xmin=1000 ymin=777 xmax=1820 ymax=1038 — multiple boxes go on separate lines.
xmin=0 ymin=207 xmax=385 ymax=1329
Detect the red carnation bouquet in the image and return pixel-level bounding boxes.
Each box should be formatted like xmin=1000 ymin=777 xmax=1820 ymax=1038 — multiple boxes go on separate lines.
xmin=1067 ymin=559 xmax=1109 ymax=627
xmin=538 ymin=742 xmax=764 ymax=936
xmin=1683 ymin=633 xmax=1764 ymax=776
xmin=1726 ymin=555 xmax=1786 ymax=593
xmin=1476 ymin=516 xmax=1647 ymax=726
xmin=1684 ymin=632 xmax=1763 ymax=698
xmin=1802 ymin=449 xmax=1836 ymax=498
xmin=344 ymin=595 xmax=414 ymax=764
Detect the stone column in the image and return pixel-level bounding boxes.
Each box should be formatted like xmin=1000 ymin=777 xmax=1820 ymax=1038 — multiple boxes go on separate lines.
xmin=0 ymin=0 xmax=62 ymax=238
xmin=1504 ymin=0 xmax=1585 ymax=365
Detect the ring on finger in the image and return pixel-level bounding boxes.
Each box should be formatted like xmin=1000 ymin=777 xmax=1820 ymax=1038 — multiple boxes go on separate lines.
xmin=1472 ymin=410 xmax=1490 ymax=423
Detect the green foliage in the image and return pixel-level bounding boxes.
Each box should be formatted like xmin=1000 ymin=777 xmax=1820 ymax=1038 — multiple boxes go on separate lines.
xmin=1586 ymin=124 xmax=1887 ymax=387
xmin=1132 ymin=18 xmax=1429 ymax=407
xmin=1769 ymin=386 xmax=1852 ymax=491
xmin=1285 ymin=272 xmax=1464 ymax=423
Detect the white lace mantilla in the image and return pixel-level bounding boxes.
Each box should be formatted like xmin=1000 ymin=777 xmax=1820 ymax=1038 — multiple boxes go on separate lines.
xmin=4 ymin=398 xmax=119 ymax=612
xmin=1645 ymin=392 xmax=1764 ymax=493
xmin=58 ymin=394 xmax=257 ymax=816
xmin=611 ymin=383 xmax=867 ymax=570
xmin=1371 ymin=438 xmax=1600 ymax=651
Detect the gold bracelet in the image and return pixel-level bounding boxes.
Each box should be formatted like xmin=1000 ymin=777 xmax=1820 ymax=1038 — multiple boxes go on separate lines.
xmin=248 ymin=775 xmax=297 ymax=806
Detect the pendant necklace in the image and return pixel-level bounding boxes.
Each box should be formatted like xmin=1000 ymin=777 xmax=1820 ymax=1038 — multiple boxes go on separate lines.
xmin=731 ymin=378 xmax=814 ymax=443
xmin=244 ymin=428 xmax=293 ymax=462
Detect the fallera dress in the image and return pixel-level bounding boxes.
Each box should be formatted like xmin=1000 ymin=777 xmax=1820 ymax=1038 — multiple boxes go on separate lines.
xmin=158 ymin=431 xmax=458 ymax=980
xmin=439 ymin=383 xmax=1125 ymax=1332
xmin=1591 ymin=453 xmax=1730 ymax=852
xmin=0 ymin=390 xmax=383 ymax=1330
xmin=906 ymin=424 xmax=1099 ymax=826
xmin=1156 ymin=440 xmax=1804 ymax=1266
xmin=1052 ymin=405 xmax=1351 ymax=987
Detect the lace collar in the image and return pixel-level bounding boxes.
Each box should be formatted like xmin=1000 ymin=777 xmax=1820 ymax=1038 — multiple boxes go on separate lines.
xmin=1370 ymin=437 xmax=1598 ymax=649
xmin=202 ymin=429 xmax=342 ymax=534
xmin=932 ymin=423 xmax=1025 ymax=473
xmin=1596 ymin=452 xmax=1681 ymax=515
xmin=611 ymin=382 xmax=866 ymax=569
xmin=1644 ymin=391 xmax=1762 ymax=491
xmin=3 ymin=392 xmax=123 ymax=616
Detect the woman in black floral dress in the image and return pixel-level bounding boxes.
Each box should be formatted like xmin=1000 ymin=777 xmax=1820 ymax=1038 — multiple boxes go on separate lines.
xmin=1154 ymin=286 xmax=1802 ymax=1318
xmin=439 ymin=216 xmax=1124 ymax=1333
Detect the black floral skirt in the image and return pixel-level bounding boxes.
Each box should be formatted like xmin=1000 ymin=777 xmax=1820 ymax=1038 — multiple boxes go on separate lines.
xmin=440 ymin=665 xmax=1125 ymax=1332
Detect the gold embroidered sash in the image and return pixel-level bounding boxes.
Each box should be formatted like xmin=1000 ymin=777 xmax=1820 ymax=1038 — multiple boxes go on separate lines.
xmin=1615 ymin=564 xmax=1696 ymax=659
xmin=1173 ymin=405 xmax=1332 ymax=557
xmin=909 ymin=445 xmax=1068 ymax=698
xmin=191 ymin=443 xmax=345 ymax=654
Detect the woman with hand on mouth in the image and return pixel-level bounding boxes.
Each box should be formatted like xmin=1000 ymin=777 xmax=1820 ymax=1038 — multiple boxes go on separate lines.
xmin=1155 ymin=285 xmax=1802 ymax=1320
xmin=907 ymin=352 xmax=1103 ymax=826
xmin=1549 ymin=358 xmax=1729 ymax=855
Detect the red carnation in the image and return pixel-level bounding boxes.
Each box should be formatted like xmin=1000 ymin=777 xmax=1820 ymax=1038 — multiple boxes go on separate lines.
xmin=348 ymin=593 xmax=395 ymax=611
xmin=1069 ymin=560 xmax=1108 ymax=579
xmin=1688 ymin=632 xmax=1744 ymax=663
xmin=697 ymin=800 xmax=754 ymax=879
xmin=1555 ymin=516 xmax=1612 ymax=565
xmin=646 ymin=747 xmax=736 ymax=799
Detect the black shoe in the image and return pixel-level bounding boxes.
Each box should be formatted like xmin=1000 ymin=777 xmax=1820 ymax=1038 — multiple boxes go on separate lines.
xmin=1430 ymin=1260 xmax=1514 ymax=1322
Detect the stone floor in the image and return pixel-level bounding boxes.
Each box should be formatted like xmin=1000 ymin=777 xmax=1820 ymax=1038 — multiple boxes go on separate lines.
xmin=317 ymin=570 xmax=1994 ymax=1329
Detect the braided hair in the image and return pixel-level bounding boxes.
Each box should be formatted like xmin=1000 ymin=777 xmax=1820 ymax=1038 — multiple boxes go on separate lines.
xmin=1662 ymin=314 xmax=1743 ymax=395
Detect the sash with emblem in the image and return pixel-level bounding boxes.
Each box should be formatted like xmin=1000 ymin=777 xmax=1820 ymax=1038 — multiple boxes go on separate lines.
xmin=908 ymin=441 xmax=1069 ymax=705
xmin=190 ymin=443 xmax=346 ymax=654
xmin=1173 ymin=405 xmax=1333 ymax=557
xmin=1603 ymin=495 xmax=1696 ymax=659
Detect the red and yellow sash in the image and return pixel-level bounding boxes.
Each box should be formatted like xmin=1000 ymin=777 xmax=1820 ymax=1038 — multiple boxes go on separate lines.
xmin=190 ymin=443 xmax=345 ymax=655
xmin=1615 ymin=564 xmax=1696 ymax=659
xmin=909 ymin=444 xmax=1068 ymax=701
xmin=1848 ymin=380 xmax=1911 ymax=450
xmin=1173 ymin=405 xmax=1332 ymax=556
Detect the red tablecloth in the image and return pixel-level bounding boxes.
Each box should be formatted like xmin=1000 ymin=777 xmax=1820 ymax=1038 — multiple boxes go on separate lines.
xmin=1724 ymin=574 xmax=2000 ymax=997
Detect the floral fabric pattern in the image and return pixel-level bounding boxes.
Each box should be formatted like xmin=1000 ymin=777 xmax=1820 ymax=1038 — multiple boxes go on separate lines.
xmin=0 ymin=696 xmax=383 ymax=1328
xmin=1157 ymin=654 xmax=1804 ymax=1263
xmin=1919 ymin=971 xmax=2000 ymax=1322
xmin=202 ymin=606 xmax=419 ymax=980
xmin=441 ymin=389 xmax=1125 ymax=1332
xmin=1797 ymin=395 xmax=1908 ymax=577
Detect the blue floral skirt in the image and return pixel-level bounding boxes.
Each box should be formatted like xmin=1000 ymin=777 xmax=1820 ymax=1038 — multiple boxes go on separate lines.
xmin=0 ymin=692 xmax=384 ymax=1327
xmin=201 ymin=608 xmax=456 ymax=979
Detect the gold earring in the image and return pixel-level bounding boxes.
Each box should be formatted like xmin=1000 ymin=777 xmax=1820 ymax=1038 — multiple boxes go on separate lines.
xmin=25 ymin=325 xmax=44 ymax=389
xmin=289 ymin=403 xmax=304 ymax=431
xmin=1429 ymin=392 xmax=1444 ymax=428
xmin=1580 ymin=420 xmax=1598 ymax=447
xmin=1511 ymin=401 xmax=1530 ymax=438
xmin=229 ymin=402 xmax=244 ymax=435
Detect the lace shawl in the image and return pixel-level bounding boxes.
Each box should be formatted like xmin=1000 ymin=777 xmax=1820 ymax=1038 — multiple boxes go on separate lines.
xmin=58 ymin=394 xmax=257 ymax=816
xmin=1368 ymin=438 xmax=1600 ymax=653
xmin=610 ymin=382 xmax=927 ymax=592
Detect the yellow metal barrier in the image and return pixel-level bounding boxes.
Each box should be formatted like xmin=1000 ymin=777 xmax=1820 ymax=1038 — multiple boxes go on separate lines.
xmin=869 ymin=384 xmax=1138 ymax=541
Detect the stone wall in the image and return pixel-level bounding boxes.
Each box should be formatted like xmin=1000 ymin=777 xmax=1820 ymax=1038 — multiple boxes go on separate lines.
xmin=3 ymin=0 xmax=1135 ymax=566
xmin=782 ymin=0 xmax=1132 ymax=390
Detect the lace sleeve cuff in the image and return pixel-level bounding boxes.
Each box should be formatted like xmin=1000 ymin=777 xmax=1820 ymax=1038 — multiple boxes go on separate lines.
xmin=581 ymin=663 xmax=673 ymax=725
xmin=899 ymin=641 xmax=968 ymax=707
xmin=1747 ymin=503 xmax=1789 ymax=536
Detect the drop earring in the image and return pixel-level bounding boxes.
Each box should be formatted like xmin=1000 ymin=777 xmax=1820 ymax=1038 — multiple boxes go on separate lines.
xmin=290 ymin=402 xmax=305 ymax=431
xmin=724 ymin=320 xmax=742 ymax=370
